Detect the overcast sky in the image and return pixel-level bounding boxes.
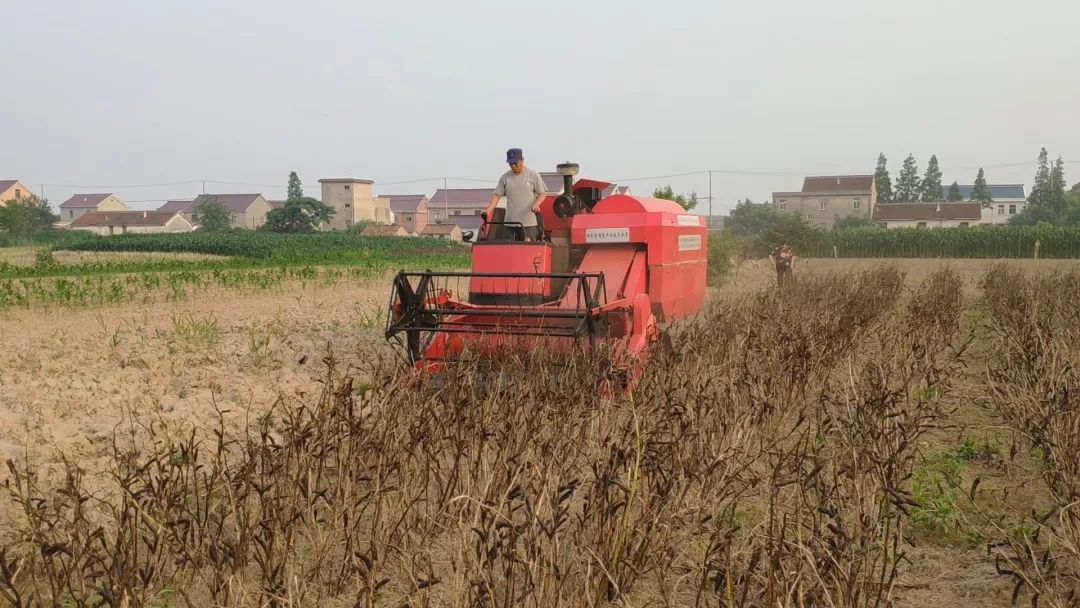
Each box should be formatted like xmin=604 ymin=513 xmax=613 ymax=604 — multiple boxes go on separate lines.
xmin=3 ymin=0 xmax=1078 ymax=213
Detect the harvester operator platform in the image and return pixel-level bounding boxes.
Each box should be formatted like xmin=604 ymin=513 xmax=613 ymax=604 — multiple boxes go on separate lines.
xmin=484 ymin=147 xmax=547 ymax=242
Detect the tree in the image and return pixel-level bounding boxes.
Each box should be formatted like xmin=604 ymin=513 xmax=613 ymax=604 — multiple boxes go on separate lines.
xmin=919 ymin=154 xmax=943 ymax=202
xmin=970 ymin=168 xmax=992 ymax=205
xmin=894 ymin=154 xmax=920 ymax=202
xmin=946 ymin=181 xmax=963 ymax=202
xmin=192 ymin=198 xmax=232 ymax=231
xmin=725 ymin=200 xmax=822 ymax=257
xmin=264 ymin=196 xmax=335 ymax=233
xmin=833 ymin=215 xmax=880 ymax=230
xmin=652 ymin=184 xmax=698 ymax=211
xmin=874 ymin=153 xmax=894 ymax=202
xmin=1050 ymin=156 xmax=1067 ymax=214
xmin=287 ymin=171 xmax=304 ymax=200
xmin=0 ymin=197 xmax=58 ymax=236
xmin=1029 ymin=147 xmax=1051 ymax=208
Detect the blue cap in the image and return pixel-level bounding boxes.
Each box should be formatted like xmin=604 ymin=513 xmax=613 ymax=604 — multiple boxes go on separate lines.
xmin=506 ymin=148 xmax=524 ymax=164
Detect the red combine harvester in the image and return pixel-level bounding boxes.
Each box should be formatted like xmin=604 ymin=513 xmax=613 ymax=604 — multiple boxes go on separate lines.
xmin=385 ymin=162 xmax=707 ymax=386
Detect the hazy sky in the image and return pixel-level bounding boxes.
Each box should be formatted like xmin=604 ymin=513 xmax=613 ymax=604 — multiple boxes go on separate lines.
xmin=3 ymin=0 xmax=1078 ymax=213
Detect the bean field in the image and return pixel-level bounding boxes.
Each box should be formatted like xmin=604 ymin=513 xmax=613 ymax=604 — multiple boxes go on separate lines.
xmin=1 ymin=261 xmax=1076 ymax=606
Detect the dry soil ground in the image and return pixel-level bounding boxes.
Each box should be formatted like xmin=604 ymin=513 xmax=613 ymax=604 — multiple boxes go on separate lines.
xmin=2 ymin=256 xmax=1078 ymax=606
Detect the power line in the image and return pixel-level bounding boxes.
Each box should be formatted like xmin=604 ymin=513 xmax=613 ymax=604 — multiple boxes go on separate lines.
xmin=40 ymin=179 xmax=203 ymax=189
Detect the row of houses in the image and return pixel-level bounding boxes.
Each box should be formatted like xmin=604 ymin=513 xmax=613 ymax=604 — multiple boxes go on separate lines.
xmin=772 ymin=176 xmax=1028 ymax=229
xmin=2 ymin=173 xmax=633 ymax=240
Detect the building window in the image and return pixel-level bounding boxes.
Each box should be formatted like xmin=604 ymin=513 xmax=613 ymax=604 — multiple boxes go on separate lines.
xmin=778 ymin=199 xmax=787 ymax=211
xmin=405 ymin=215 xmax=412 ymax=221
xmin=806 ymin=213 xmax=813 ymax=220
xmin=453 ymin=210 xmax=461 ymax=216
xmin=917 ymin=222 xmax=927 ymax=228
xmin=852 ymin=198 xmax=861 ymax=209
xmin=68 ymin=210 xmax=74 ymax=219
xmin=344 ymin=203 xmax=351 ymax=208
xmin=998 ymin=204 xmax=1005 ymax=214
xmin=819 ymin=199 xmax=829 ymax=211
xmin=344 ymin=185 xmax=350 ymax=190
xmin=14 ymin=189 xmax=20 ymax=199
xmin=1009 ymin=204 xmax=1017 ymax=215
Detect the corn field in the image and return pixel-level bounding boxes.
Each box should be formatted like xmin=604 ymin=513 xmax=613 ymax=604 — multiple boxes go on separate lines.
xmin=4 ymin=264 xmax=1022 ymax=607
xmin=808 ymin=226 xmax=1080 ymax=259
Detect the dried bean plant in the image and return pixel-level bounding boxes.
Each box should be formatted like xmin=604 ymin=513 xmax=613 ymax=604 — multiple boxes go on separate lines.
xmin=0 ymin=265 xmax=969 ymax=607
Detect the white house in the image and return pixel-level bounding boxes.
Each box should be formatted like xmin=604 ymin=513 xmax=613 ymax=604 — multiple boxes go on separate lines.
xmin=873 ymin=202 xmax=982 ymax=229
xmin=940 ymin=184 xmax=1027 ymax=225
xmin=68 ymin=210 xmax=195 ymax=235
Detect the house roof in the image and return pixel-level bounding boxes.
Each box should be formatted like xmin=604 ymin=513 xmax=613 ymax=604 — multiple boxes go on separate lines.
xmin=195 ymin=194 xmax=264 ymax=213
xmin=873 ymin=202 xmax=982 ymax=222
xmin=0 ymin=180 xmax=20 ymax=193
xmin=601 ymin=184 xmax=631 ymax=196
xmin=157 ymin=199 xmax=195 ymax=212
xmin=70 ymin=210 xmax=184 ymax=228
xmin=318 ymin=178 xmax=374 ymax=184
xmin=539 ymin=172 xmax=566 ymax=193
xmin=267 ymin=200 xmax=287 ymax=209
xmin=361 ymin=224 xmax=408 ymax=236
xmin=60 ymin=193 xmax=114 ymax=209
xmin=940 ymin=184 xmax=1026 ymax=200
xmin=802 ymin=175 xmax=874 ymax=194
xmin=440 ymin=215 xmax=484 ymax=231
xmin=427 ymin=188 xmax=494 ymax=208
xmin=422 ymin=223 xmax=462 ymax=235
xmin=385 ymin=194 xmax=428 ymax=213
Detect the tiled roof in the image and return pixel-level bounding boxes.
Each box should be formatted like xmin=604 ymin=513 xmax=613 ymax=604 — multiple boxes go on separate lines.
xmin=422 ymin=223 xmax=462 ymax=235
xmin=440 ymin=215 xmax=484 ymax=231
xmin=60 ymin=193 xmax=113 ymax=209
xmin=192 ymin=194 xmax=263 ymax=213
xmin=318 ymin=178 xmax=374 ymax=184
xmin=157 ymin=199 xmax=195 ymax=212
xmin=0 ymin=180 xmax=18 ymax=193
xmin=539 ymin=172 xmax=566 ymax=193
xmin=158 ymin=194 xmax=263 ymax=213
xmin=873 ymin=202 xmax=982 ymax=221
xmin=385 ymin=194 xmax=428 ymax=213
xmin=362 ymin=224 xmax=408 ymax=236
xmin=427 ymin=188 xmax=494 ymax=208
xmin=940 ymin=184 xmax=1026 ymax=200
xmin=70 ymin=210 xmax=183 ymax=228
xmin=802 ymin=175 xmax=874 ymax=194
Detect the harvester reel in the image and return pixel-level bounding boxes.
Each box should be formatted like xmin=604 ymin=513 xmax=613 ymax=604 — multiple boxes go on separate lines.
xmin=387 ymin=273 xmax=439 ymax=364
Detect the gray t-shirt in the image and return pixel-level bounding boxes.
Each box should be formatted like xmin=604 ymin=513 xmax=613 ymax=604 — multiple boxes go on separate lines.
xmin=494 ymin=168 xmax=546 ymax=227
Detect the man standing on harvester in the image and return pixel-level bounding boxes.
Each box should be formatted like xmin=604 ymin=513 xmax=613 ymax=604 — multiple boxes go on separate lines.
xmin=484 ymin=148 xmax=547 ymax=241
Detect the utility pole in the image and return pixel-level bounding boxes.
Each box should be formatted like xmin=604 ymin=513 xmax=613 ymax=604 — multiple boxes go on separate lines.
xmin=708 ymin=170 xmax=713 ymax=224
xmin=201 ymin=180 xmax=206 ymax=195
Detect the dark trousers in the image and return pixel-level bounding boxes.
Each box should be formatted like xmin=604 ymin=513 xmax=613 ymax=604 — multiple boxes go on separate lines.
xmin=509 ymin=225 xmax=540 ymax=241
xmin=777 ymin=266 xmax=793 ymax=288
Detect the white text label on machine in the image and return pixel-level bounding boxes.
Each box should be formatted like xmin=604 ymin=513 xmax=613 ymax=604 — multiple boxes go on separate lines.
xmin=677 ymin=215 xmax=702 ymax=226
xmin=585 ymin=228 xmax=631 ymax=243
xmin=678 ymin=235 xmax=702 ymax=251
